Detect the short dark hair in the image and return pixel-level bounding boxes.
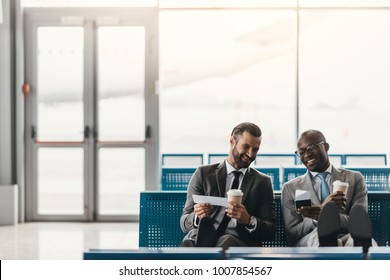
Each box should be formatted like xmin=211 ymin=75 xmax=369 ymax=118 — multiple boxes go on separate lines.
xmin=299 ymin=129 xmax=327 ymax=143
xmin=231 ymin=122 xmax=262 ymax=140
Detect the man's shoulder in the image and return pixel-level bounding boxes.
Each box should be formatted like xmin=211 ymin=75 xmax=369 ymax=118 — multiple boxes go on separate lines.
xmin=283 ymin=173 xmax=306 ymax=188
xmin=249 ymin=167 xmax=271 ymax=179
xmin=333 ymin=166 xmax=363 ymax=177
xmin=196 ymin=163 xmax=222 ymax=173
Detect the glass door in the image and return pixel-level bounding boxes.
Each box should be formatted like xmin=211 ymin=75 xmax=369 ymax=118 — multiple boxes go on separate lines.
xmin=24 ymin=8 xmax=158 ymax=221
xmin=95 ymin=24 xmax=152 ymax=220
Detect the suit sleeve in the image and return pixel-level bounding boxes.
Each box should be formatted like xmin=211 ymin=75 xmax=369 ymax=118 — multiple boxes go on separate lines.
xmin=339 ymin=171 xmax=368 ymax=230
xmin=251 ymin=176 xmax=276 ymax=241
xmin=281 ymin=180 xmax=316 ymax=246
xmin=180 ymin=167 xmax=204 ymax=233
xmin=236 ymin=174 xmax=276 ymax=245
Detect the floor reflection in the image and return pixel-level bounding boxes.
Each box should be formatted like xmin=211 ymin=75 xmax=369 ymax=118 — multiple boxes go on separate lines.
xmin=0 ymin=222 xmax=138 ymax=260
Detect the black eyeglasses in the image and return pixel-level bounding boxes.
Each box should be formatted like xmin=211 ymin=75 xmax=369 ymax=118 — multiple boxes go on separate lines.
xmin=295 ymin=141 xmax=325 ymax=156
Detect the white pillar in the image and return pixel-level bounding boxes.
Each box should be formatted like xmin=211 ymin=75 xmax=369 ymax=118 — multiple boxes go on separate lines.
xmin=0 ymin=185 xmax=18 ymax=225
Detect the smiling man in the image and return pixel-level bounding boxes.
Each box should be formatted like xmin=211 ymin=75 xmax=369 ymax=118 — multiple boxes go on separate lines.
xmin=281 ymin=129 xmax=374 ymax=249
xmin=180 ymin=122 xmax=275 ymax=249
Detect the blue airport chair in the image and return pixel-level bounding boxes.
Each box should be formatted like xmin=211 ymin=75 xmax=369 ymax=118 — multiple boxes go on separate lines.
xmin=344 ymin=154 xmax=387 ymax=166
xmin=139 ymin=191 xmax=187 ymax=247
xmin=138 ymin=192 xmax=390 ymax=248
xmin=255 ymin=154 xmax=298 ymax=166
xmin=139 ymin=191 xmax=287 ymax=248
xmin=282 ymin=166 xmax=307 ymax=185
xmin=207 ymin=153 xmax=228 ymax=164
xmin=209 ymin=153 xmax=298 ymax=166
xmin=328 ymin=154 xmax=344 ymax=167
xmin=368 ymin=191 xmax=390 ymax=246
xmin=263 ymin=193 xmax=287 ymax=247
xmin=225 ymin=247 xmax=363 ymax=260
xmin=161 ymin=167 xmax=196 ymax=191
xmin=367 ymin=247 xmax=390 ymax=260
xmin=161 ymin=166 xmax=281 ymax=191
xmin=254 ymin=167 xmax=281 ymax=190
xmin=84 ymin=247 xmax=224 ymax=260
xmin=345 ymin=167 xmax=390 ymax=191
xmin=282 ymin=166 xmax=390 ymax=191
xmin=161 ymin=153 xmax=204 ymax=166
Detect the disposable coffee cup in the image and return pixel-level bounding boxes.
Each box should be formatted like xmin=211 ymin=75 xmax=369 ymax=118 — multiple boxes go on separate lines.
xmin=333 ymin=180 xmax=349 ymax=195
xmin=227 ymin=189 xmax=243 ymax=204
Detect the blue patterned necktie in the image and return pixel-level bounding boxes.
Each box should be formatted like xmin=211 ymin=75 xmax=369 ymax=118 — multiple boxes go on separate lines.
xmin=317 ymin=172 xmax=330 ymax=202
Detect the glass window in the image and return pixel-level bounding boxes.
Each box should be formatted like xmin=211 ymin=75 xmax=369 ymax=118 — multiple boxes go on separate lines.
xmin=38 ymin=148 xmax=84 ymax=215
xmin=22 ymin=0 xmax=295 ymax=8
xmin=97 ymin=26 xmax=146 ymax=141
xmin=160 ymin=0 xmax=296 ymax=8
xmin=98 ymin=148 xmax=145 ymax=215
xmin=22 ymin=0 xmax=157 ymax=7
xmin=299 ymin=9 xmax=390 ymax=154
xmin=37 ymin=27 xmax=84 ymax=141
xmin=160 ymin=9 xmax=297 ymax=154
xmin=299 ymin=0 xmax=390 ymax=8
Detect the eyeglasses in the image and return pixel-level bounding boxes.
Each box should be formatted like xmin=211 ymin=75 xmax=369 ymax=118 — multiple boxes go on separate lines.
xmin=295 ymin=141 xmax=325 ymax=156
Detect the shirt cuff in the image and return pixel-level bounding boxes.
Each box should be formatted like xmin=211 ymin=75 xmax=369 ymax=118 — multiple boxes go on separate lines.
xmin=245 ymin=216 xmax=257 ymax=232
xmin=193 ymin=215 xmax=199 ymax=228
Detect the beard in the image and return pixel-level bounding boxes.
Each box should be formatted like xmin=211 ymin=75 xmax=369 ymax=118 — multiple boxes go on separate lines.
xmin=232 ymin=145 xmax=254 ymax=169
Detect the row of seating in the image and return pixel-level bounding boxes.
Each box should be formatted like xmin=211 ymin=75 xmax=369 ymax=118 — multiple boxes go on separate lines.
xmin=161 ymin=166 xmax=390 ymax=191
xmin=138 ymin=191 xmax=390 ymax=248
xmin=162 ymin=153 xmax=388 ymax=167
xmin=84 ymin=246 xmax=390 ymax=260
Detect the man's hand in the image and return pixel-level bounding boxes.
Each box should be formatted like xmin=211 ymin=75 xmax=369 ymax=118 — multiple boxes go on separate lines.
xmin=327 ymin=191 xmax=347 ymax=209
xmin=298 ymin=191 xmax=346 ymax=220
xmin=298 ymin=205 xmax=321 ymax=220
xmin=194 ymin=203 xmax=213 ymax=219
xmin=226 ymin=201 xmax=251 ymax=225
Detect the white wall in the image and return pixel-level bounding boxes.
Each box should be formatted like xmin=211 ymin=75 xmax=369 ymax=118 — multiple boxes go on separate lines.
xmin=0 ymin=0 xmax=13 ymax=185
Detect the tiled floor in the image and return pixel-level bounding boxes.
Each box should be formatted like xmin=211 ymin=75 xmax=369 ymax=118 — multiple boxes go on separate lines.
xmin=0 ymin=222 xmax=139 ymax=260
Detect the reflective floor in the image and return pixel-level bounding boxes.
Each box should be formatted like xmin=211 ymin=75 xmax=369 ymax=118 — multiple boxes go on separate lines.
xmin=0 ymin=222 xmax=138 ymax=260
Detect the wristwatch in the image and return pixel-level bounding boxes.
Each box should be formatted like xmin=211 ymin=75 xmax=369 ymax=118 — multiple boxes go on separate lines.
xmin=245 ymin=216 xmax=256 ymax=230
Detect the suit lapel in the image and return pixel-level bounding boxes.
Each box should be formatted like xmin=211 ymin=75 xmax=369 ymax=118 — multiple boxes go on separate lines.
xmin=330 ymin=167 xmax=349 ymax=211
xmin=301 ymin=171 xmax=322 ymax=205
xmin=241 ymin=168 xmax=254 ymax=204
xmin=331 ymin=166 xmax=346 ymax=188
xmin=215 ymin=162 xmax=227 ymax=197
xmin=215 ymin=162 xmax=254 ymax=201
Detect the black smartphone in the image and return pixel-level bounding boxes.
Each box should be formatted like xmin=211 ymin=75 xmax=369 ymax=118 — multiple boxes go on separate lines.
xmin=295 ymin=199 xmax=312 ymax=210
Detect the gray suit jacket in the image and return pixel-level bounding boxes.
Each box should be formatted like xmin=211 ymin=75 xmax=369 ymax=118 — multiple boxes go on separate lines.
xmin=180 ymin=162 xmax=275 ymax=246
xmin=281 ymin=166 xmax=368 ymax=246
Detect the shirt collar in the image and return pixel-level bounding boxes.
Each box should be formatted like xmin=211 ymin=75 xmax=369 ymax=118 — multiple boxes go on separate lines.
xmin=309 ymin=164 xmax=332 ymax=178
xmin=225 ymin=160 xmax=247 ymax=176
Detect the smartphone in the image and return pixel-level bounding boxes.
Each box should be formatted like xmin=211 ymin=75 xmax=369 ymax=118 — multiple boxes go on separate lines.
xmin=295 ymin=199 xmax=312 ymax=210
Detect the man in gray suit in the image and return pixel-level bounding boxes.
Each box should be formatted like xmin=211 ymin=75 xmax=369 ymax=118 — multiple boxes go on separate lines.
xmin=180 ymin=122 xmax=275 ymax=249
xmin=281 ymin=129 xmax=373 ymax=248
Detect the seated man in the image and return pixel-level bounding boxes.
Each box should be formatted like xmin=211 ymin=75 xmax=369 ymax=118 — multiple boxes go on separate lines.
xmin=281 ymin=129 xmax=375 ymax=251
xmin=180 ymin=122 xmax=275 ymax=249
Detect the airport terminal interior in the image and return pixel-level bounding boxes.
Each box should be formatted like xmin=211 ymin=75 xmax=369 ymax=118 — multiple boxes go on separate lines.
xmin=1 ymin=0 xmax=390 ymax=260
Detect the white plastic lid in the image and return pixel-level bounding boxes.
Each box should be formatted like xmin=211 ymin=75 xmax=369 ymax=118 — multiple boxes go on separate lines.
xmin=227 ymin=189 xmax=243 ymax=196
xmin=333 ymin=180 xmax=349 ymax=187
